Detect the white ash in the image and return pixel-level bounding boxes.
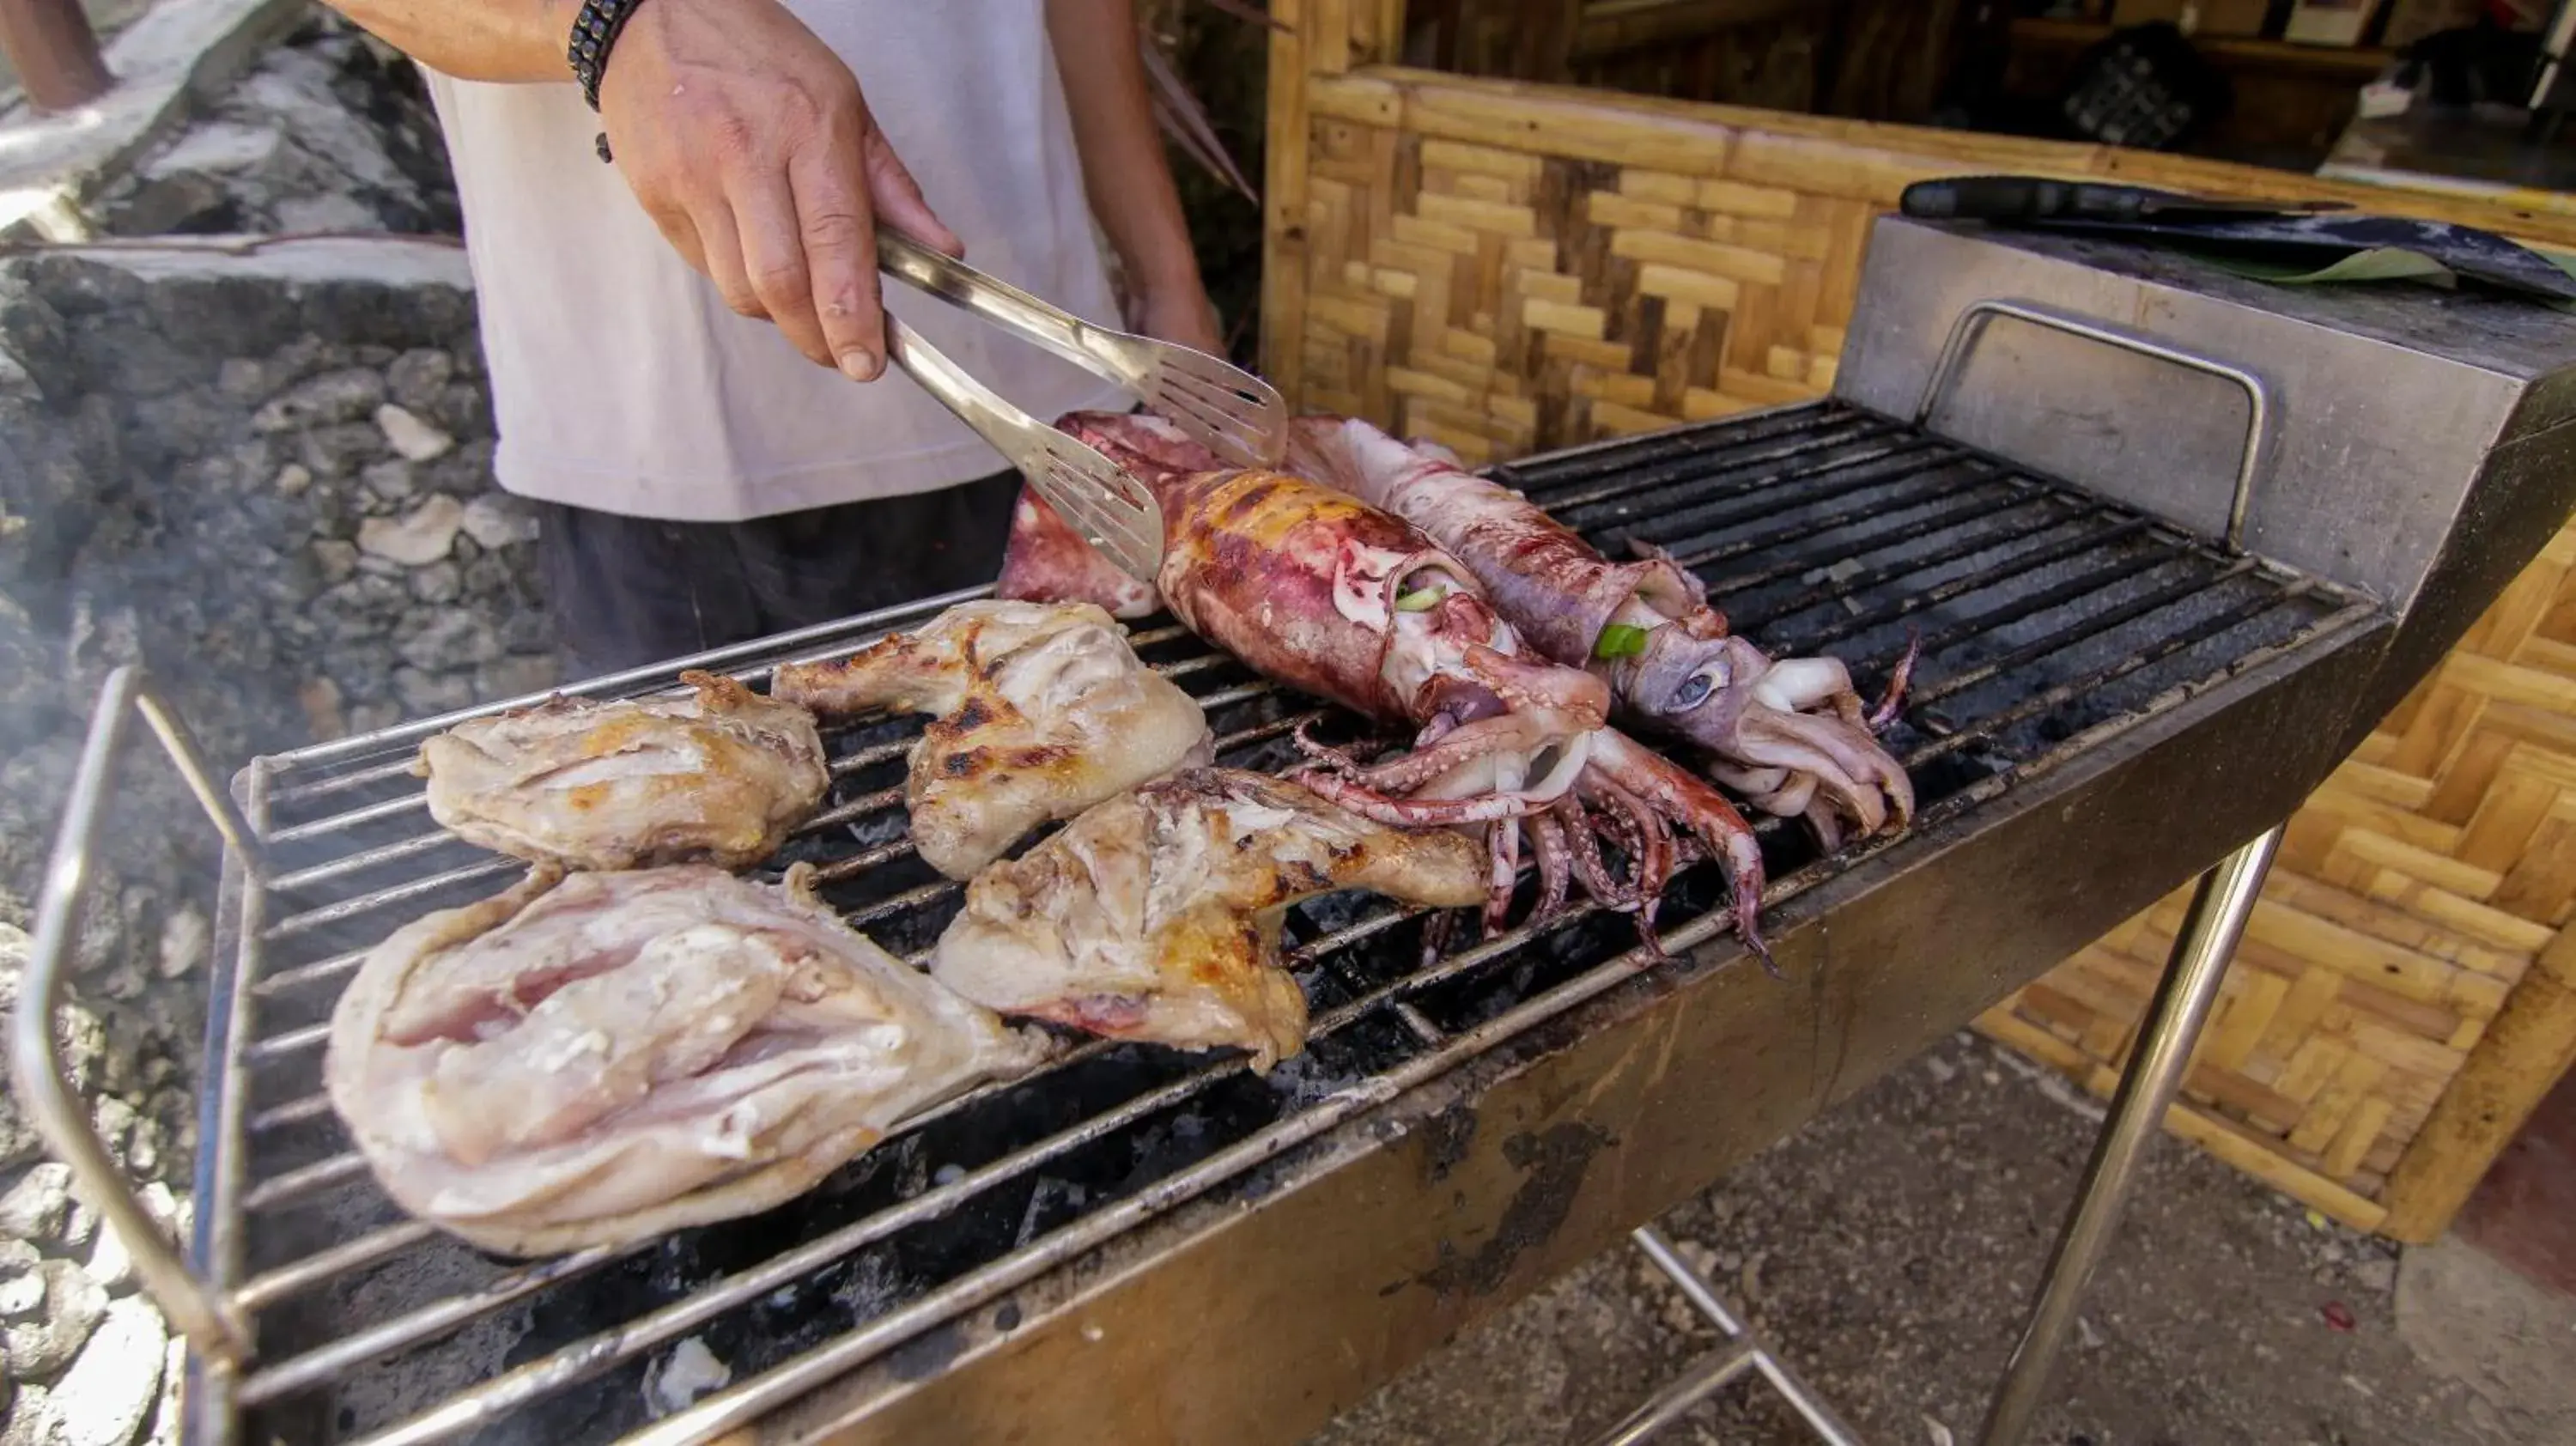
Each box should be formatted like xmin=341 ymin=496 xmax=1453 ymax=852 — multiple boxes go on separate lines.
xmin=642 ymin=1338 xmax=732 ymax=1419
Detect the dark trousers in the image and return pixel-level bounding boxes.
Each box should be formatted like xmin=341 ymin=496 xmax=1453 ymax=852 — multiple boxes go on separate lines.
xmin=532 ymin=470 xmax=1022 ymax=679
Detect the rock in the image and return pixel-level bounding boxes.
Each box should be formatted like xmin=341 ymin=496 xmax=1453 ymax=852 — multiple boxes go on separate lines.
xmin=355 ymin=495 xmax=465 ymax=565
xmin=152 ymin=907 xmax=199 ymax=984
xmin=299 ymin=421 xmax=385 ymax=477
xmin=214 ymin=358 xmax=267 ymax=401
xmin=398 ymin=612 xmax=504 ymax=673
xmin=459 ymin=494 xmax=538 ymax=550
xmin=57 ymin=1205 xmax=93 ymax=1255
xmin=501 ymin=609 xmax=553 ymax=655
xmin=82 ymin=1226 xmax=132 ymax=1297
xmin=88 ymin=1099 xmax=136 ymax=1176
xmin=410 ymin=562 xmax=461 ymax=605
xmin=272 ymin=462 xmax=313 ymax=495
xmin=0 ymin=1242 xmax=43 ymax=1317
xmin=6 ymin=1262 xmax=107 ymax=1376
xmin=392 ymin=668 xmax=475 ymax=718
xmin=374 ymin=404 xmax=454 ymax=462
xmin=48 ymin=1298 xmax=163 ymax=1446
xmin=251 ymin=368 xmax=384 ymax=432
xmin=478 ymin=653 xmax=560 ymax=701
xmin=386 ymin=349 xmax=454 ymax=411
xmin=3 ymin=1387 xmax=51 ymax=1446
xmin=0 ymin=1165 xmax=72 ymax=1243
xmin=361 ymin=459 xmax=416 ymax=500
xmin=133 ymin=1187 xmax=180 ymax=1246
xmin=311 ymin=538 xmax=359 ymax=584
xmin=298 ymin=677 xmax=348 ymax=743
xmin=0 ymin=1097 xmax=33 ymax=1181
xmin=2354 ymin=1255 xmax=2397 ymax=1294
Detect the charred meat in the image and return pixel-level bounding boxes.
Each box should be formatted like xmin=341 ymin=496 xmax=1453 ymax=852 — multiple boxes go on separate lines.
xmin=932 ymin=768 xmax=1487 ymax=1070
xmin=324 ymin=864 xmax=1048 ymax=1258
xmin=772 ymin=599 xmax=1212 ymax=879
xmin=416 ymin=671 xmax=829 ymax=872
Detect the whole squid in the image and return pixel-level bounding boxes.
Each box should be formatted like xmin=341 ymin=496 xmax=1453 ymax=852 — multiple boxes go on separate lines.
xmin=1285 ymin=417 xmax=1916 ymax=850
xmin=998 ymin=411 xmax=1773 ymax=963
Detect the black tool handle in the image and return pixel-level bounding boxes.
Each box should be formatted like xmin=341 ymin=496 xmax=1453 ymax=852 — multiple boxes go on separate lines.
xmin=1900 ymin=176 xmax=2157 ymax=224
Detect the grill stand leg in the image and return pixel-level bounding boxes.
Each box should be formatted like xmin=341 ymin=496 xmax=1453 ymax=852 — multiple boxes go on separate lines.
xmin=1977 ymin=824 xmax=2286 ymax=1446
xmin=1583 ymin=1227 xmax=1868 ymax=1446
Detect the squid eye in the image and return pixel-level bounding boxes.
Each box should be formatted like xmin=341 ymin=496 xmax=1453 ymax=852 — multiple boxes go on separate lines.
xmin=1671 ymin=667 xmax=1722 ymax=711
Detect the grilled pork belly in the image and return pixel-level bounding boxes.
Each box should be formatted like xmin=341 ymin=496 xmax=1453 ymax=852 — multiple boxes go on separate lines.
xmin=325 ymin=864 xmax=1048 ymax=1257
xmin=416 ymin=671 xmax=829 ymax=872
xmin=772 ymin=600 xmax=1212 ymax=879
xmin=931 ymin=768 xmax=1487 ymax=1070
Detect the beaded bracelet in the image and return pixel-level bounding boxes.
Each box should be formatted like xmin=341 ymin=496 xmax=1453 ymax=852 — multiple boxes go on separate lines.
xmin=566 ymin=0 xmax=652 ymax=162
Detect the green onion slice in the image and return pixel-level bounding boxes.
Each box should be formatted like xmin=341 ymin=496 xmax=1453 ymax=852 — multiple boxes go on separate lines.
xmin=1595 ymin=623 xmax=1651 ymax=659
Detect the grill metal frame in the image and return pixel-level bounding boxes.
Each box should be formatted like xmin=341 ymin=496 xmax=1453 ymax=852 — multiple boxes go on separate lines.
xmin=14 ymin=397 xmax=2401 ymax=1446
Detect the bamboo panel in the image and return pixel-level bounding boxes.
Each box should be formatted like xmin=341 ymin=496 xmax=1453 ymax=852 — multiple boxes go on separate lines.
xmin=1978 ymin=522 xmax=2576 ymax=1235
xmin=1263 ymin=43 xmax=2576 ymax=1242
xmin=1286 ymin=120 xmax=1880 ymax=456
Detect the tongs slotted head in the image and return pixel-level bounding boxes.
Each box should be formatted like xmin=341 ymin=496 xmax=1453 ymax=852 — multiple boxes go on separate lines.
xmin=878 ymin=314 xmax=1166 ymax=586
xmin=878 ymin=228 xmax=1288 ymax=469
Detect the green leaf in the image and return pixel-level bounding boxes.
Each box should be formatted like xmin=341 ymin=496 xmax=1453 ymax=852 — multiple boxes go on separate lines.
xmin=1394 ymin=586 xmax=1445 ymax=612
xmin=1595 ymin=623 xmax=1650 ymax=659
xmin=2190 ymin=246 xmax=2458 ymax=289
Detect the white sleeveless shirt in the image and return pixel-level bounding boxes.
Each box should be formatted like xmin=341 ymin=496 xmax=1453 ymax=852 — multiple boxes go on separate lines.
xmin=422 ymin=0 xmax=1127 ymax=522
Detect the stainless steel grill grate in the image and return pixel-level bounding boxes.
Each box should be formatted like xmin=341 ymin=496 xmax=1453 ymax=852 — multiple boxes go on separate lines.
xmin=169 ymin=398 xmax=2381 ymax=1446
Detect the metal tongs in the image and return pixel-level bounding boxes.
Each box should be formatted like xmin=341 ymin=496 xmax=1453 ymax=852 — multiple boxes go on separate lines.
xmin=873 ymin=227 xmax=1289 ymax=586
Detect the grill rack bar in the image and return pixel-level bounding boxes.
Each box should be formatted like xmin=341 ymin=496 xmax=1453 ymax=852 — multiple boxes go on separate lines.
xmin=15 ymin=398 xmax=2370 ymax=1446
xmin=225 ymin=499 xmax=2267 ymax=1217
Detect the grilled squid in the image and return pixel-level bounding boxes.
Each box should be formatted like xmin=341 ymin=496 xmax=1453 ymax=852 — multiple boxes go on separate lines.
xmin=998 ymin=411 xmax=1771 ymax=963
xmin=1285 ymin=416 xmax=1916 ymax=850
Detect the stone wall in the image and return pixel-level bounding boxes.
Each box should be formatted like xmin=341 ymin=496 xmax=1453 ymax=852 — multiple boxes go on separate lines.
xmin=0 ymin=229 xmax=545 ymax=1445
xmin=90 ymin=9 xmax=459 ymax=238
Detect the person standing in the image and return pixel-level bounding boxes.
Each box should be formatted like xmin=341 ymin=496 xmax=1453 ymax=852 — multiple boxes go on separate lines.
xmin=320 ymin=0 xmax=1224 ymax=674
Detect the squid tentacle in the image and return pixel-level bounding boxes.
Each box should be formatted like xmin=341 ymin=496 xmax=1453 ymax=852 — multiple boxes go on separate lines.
xmin=1553 ymin=795 xmax=1626 ymax=909
xmin=1484 ymin=817 xmax=1522 ymax=934
xmin=1868 ymin=629 xmax=1923 ymax=734
xmin=1529 ymin=811 xmax=1574 ymax=922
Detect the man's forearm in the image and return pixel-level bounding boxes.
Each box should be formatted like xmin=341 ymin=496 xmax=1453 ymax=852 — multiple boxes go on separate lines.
xmin=1048 ymin=0 xmax=1206 ymax=296
xmin=319 ymin=0 xmax=578 ymax=82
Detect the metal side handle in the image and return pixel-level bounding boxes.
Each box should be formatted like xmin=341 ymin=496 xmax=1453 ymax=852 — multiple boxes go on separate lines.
xmin=1913 ymin=297 xmax=2277 ymax=554
xmin=878 ymin=228 xmax=1120 ymax=387
xmin=11 ymin=666 xmax=264 ymax=1365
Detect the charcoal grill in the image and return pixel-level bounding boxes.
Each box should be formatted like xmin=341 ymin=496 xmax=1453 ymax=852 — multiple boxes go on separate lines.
xmin=14 ymin=215 xmax=2576 ymax=1446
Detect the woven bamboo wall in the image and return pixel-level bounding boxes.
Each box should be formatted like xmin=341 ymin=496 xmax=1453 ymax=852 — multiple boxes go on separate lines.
xmin=1261 ymin=3 xmax=2576 ymax=1241
xmin=1978 ymin=533 xmax=2576 ymax=1234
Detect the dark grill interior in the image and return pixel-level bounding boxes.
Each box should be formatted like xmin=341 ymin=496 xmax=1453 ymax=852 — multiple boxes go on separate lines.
xmin=193 ymin=399 xmax=2375 ymax=1446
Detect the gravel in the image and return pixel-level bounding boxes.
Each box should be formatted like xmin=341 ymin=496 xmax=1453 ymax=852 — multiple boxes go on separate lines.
xmin=1310 ymin=1030 xmax=2538 ymax=1446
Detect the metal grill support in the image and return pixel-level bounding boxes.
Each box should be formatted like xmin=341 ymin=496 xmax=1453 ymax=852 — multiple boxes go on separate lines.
xmin=1978 ymin=825 xmax=2287 ymax=1446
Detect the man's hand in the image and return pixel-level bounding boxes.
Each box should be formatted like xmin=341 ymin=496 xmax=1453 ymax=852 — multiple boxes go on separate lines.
xmin=1131 ymin=283 xmax=1225 ymax=358
xmin=595 ymin=0 xmax=962 ymax=380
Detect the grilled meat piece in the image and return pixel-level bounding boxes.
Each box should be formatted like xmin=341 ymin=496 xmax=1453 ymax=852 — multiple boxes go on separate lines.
xmin=325 ymin=864 xmax=1048 ymax=1257
xmin=931 ymin=768 xmax=1487 ymax=1070
xmin=772 ymin=600 xmax=1212 ymax=879
xmin=416 ymin=671 xmax=829 ymax=872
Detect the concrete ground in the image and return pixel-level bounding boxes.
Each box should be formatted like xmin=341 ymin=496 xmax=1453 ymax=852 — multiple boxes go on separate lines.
xmin=1309 ymin=1030 xmax=2576 ymax=1446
